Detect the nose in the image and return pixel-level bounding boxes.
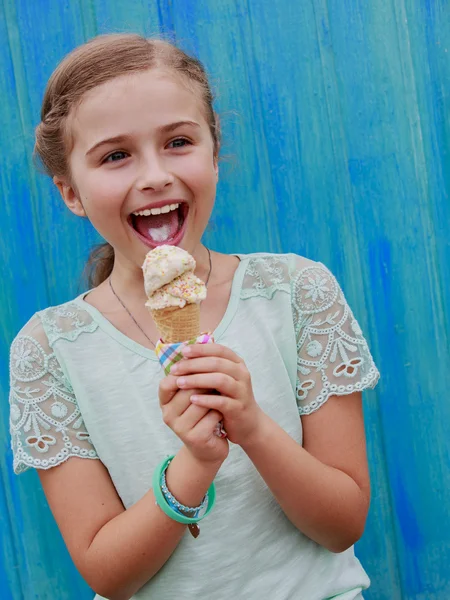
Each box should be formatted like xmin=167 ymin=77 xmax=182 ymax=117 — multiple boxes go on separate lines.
xmin=136 ymin=155 xmax=174 ymax=192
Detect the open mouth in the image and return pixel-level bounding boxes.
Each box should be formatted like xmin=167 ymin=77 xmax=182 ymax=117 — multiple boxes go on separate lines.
xmin=129 ymin=202 xmax=189 ymax=248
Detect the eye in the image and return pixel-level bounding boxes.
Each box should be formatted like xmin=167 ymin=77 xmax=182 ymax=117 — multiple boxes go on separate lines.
xmin=167 ymin=137 xmax=191 ymax=149
xmin=103 ymin=151 xmax=128 ymax=163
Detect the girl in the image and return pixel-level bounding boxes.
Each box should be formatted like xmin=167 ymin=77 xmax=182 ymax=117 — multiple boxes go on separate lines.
xmin=9 ymin=33 xmax=380 ymax=600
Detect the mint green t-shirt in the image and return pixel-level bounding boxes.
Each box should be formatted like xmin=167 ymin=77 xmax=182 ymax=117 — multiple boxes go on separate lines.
xmin=9 ymin=253 xmax=379 ymax=600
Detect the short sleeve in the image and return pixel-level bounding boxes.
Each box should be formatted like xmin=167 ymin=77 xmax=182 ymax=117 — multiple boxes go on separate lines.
xmin=9 ymin=314 xmax=99 ymax=474
xmin=291 ymin=261 xmax=380 ymax=415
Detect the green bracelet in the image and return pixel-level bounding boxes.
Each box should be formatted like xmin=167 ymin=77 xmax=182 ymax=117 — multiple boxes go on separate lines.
xmin=152 ymin=455 xmax=216 ymax=525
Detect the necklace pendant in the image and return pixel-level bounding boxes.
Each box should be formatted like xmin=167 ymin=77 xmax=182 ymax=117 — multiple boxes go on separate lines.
xmin=188 ymin=523 xmax=200 ymax=538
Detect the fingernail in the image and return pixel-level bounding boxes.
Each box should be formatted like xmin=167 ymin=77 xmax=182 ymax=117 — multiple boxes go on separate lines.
xmin=190 ymin=395 xmax=199 ymax=402
xmin=182 ymin=347 xmax=192 ymax=357
xmin=171 ymin=364 xmax=179 ymax=374
xmin=177 ymin=377 xmax=186 ymax=387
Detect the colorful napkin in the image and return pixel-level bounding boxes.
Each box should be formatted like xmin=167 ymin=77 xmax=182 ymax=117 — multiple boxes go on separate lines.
xmin=155 ymin=333 xmax=213 ymax=376
xmin=155 ymin=333 xmax=226 ymax=438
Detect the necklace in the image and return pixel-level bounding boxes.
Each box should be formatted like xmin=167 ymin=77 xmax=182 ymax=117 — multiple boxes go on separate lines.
xmin=109 ymin=247 xmax=213 ymax=348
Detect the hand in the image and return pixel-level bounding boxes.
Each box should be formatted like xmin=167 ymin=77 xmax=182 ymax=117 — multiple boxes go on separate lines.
xmin=159 ymin=374 xmax=229 ymax=464
xmin=170 ymin=344 xmax=265 ymax=446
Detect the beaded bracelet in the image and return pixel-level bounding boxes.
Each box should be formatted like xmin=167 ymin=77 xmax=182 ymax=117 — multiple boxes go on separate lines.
xmin=153 ymin=456 xmax=216 ymax=538
xmin=161 ymin=462 xmax=209 ymax=518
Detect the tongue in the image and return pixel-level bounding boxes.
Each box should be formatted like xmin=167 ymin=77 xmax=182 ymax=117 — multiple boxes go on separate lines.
xmin=134 ymin=210 xmax=180 ymax=243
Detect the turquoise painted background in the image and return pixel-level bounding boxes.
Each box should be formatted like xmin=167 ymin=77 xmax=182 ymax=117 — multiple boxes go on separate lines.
xmin=1 ymin=1 xmax=449 ymax=599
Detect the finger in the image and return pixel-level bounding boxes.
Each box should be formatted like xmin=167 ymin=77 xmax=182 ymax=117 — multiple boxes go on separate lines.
xmin=159 ymin=374 xmax=180 ymax=406
xmin=190 ymin=409 xmax=226 ymax=441
xmin=182 ymin=343 xmax=243 ymax=364
xmin=190 ymin=394 xmax=232 ymax=414
xmin=173 ymin=403 xmax=217 ymax=434
xmin=171 ymin=356 xmax=241 ymax=379
xmin=161 ymin=388 xmax=204 ymax=424
xmin=176 ymin=373 xmax=238 ymax=397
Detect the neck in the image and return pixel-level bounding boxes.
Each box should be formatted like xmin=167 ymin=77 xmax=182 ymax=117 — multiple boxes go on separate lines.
xmin=108 ymin=244 xmax=212 ymax=304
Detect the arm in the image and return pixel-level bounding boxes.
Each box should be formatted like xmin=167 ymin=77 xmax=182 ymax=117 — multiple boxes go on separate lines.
xmin=39 ymin=375 xmax=228 ymax=600
xmin=172 ymin=344 xmax=370 ymax=553
xmin=9 ymin=319 xmax=226 ymax=598
xmin=240 ymin=392 xmax=370 ymax=552
xmin=39 ymin=446 xmax=221 ymax=600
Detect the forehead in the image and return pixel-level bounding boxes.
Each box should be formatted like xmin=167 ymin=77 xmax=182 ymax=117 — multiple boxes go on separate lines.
xmin=70 ymin=69 xmax=207 ymax=148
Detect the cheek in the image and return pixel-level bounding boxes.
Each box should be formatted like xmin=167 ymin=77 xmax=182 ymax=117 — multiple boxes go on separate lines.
xmin=77 ymin=170 xmax=130 ymax=212
xmin=180 ymin=155 xmax=217 ymax=193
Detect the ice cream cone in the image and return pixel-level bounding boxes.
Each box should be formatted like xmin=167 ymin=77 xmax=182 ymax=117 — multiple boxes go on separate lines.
xmin=144 ymin=246 xmax=227 ymax=438
xmin=151 ymin=302 xmax=200 ymax=343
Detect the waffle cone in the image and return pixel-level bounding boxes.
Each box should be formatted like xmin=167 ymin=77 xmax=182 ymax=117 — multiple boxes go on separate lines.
xmin=151 ymin=303 xmax=200 ymax=343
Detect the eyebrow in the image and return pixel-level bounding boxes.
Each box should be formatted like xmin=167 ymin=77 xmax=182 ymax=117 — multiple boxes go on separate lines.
xmin=85 ymin=120 xmax=201 ymax=156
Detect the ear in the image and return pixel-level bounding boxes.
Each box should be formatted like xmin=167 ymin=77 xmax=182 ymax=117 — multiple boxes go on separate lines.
xmin=53 ymin=177 xmax=86 ymax=217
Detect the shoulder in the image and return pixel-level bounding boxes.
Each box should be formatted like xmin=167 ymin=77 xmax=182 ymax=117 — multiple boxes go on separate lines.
xmin=37 ymin=297 xmax=98 ymax=347
xmin=239 ymin=251 xmax=321 ymax=273
xmin=238 ymin=252 xmax=330 ymax=300
xmin=11 ymin=297 xmax=98 ymax=357
xmin=289 ymin=257 xmax=342 ymax=316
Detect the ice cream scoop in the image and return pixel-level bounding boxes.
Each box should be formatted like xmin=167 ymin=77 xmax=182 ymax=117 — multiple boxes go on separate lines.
xmin=142 ymin=245 xmax=206 ymax=343
xmin=142 ymin=245 xmax=196 ymax=298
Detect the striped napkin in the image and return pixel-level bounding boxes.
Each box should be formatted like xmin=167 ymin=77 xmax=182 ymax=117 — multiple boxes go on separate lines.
xmin=155 ymin=333 xmax=213 ymax=376
xmin=155 ymin=333 xmax=226 ymax=438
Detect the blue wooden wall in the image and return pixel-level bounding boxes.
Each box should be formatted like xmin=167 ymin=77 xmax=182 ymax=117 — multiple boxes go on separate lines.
xmin=1 ymin=1 xmax=449 ymax=599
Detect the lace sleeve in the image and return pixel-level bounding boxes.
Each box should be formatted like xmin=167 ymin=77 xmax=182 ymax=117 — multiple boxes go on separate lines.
xmin=291 ymin=261 xmax=380 ymax=415
xmin=9 ymin=314 xmax=99 ymax=474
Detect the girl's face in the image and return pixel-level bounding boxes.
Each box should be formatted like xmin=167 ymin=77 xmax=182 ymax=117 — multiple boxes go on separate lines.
xmin=56 ymin=69 xmax=218 ymax=270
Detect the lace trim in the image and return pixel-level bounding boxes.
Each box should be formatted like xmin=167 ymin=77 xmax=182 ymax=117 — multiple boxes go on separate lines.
xmin=13 ymin=451 xmax=99 ymax=474
xmin=9 ymin=327 xmax=98 ymax=473
xmin=38 ymin=303 xmax=98 ymax=347
xmin=292 ymin=264 xmax=380 ymax=415
xmin=297 ymin=369 xmax=380 ymax=416
xmin=240 ymin=255 xmax=291 ymax=299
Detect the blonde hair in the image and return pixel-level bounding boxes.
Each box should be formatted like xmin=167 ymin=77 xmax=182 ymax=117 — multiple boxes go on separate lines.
xmin=35 ymin=33 xmax=221 ymax=287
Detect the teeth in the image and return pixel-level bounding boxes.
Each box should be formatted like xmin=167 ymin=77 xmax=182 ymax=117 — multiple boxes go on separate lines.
xmin=133 ymin=203 xmax=180 ymax=217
